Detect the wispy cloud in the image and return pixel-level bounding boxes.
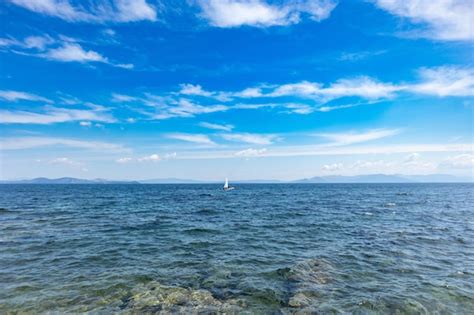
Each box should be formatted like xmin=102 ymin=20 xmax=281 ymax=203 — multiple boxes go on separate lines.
xmin=199 ymin=122 xmax=234 ymax=131
xmin=0 ymin=34 xmax=133 ymax=68
xmin=0 ymin=107 xmax=115 ymax=124
xmin=0 ymin=90 xmax=53 ymax=103
xmin=315 ymin=129 xmax=401 ymax=146
xmin=167 ymin=133 xmax=215 ymax=145
xmin=439 ymin=154 xmax=474 ymax=169
xmin=48 ymin=157 xmax=87 ymax=171
xmin=410 ymin=66 xmax=474 ymax=97
xmin=116 ymin=157 xmax=133 ymax=163
xmin=269 ymin=77 xmax=401 ymax=100
xmin=116 ymin=152 xmax=176 ymax=163
xmin=137 ymin=154 xmax=161 ymax=162
xmin=235 ymin=148 xmax=267 ymax=157
xmin=9 ymin=0 xmax=157 ymax=23
xmin=79 ymin=121 xmax=92 ymax=127
xmin=198 ymin=0 xmax=337 ymax=28
xmin=171 ymin=143 xmax=472 ymax=160
xmin=322 ymin=163 xmax=343 ymax=171
xmin=337 ymin=50 xmax=386 ymax=62
xmin=108 ymin=65 xmax=474 ymax=123
xmin=154 ymin=99 xmax=228 ymax=120
xmin=221 ymin=133 xmax=277 ymax=145
xmin=373 ymin=0 xmax=474 ymax=41
xmin=0 ymin=137 xmax=127 ymax=152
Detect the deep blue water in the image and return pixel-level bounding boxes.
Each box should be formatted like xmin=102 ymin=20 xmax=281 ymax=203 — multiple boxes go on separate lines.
xmin=0 ymin=183 xmax=473 ymax=314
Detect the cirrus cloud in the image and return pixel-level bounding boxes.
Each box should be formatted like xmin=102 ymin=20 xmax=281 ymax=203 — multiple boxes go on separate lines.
xmin=8 ymin=0 xmax=157 ymax=23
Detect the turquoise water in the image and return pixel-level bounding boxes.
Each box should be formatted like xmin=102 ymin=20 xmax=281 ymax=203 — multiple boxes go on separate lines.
xmin=0 ymin=183 xmax=473 ymax=314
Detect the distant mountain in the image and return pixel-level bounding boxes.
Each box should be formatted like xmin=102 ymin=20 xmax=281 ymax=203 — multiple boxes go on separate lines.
xmin=233 ymin=179 xmax=282 ymax=184
xmin=295 ymin=174 xmax=412 ymax=183
xmin=139 ymin=178 xmax=282 ymax=184
xmin=1 ymin=174 xmax=471 ymax=184
xmin=399 ymin=174 xmax=473 ymax=183
xmin=0 ymin=177 xmax=140 ymax=184
xmin=294 ymin=174 xmax=472 ymax=183
xmin=139 ymin=178 xmax=205 ymax=184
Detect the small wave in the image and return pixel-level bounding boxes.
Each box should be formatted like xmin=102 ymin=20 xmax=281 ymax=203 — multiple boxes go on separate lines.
xmin=183 ymin=227 xmax=220 ymax=235
xmin=364 ymin=212 xmax=373 ymax=216
xmin=0 ymin=207 xmax=13 ymax=213
xmin=384 ymin=202 xmax=397 ymax=207
xmin=195 ymin=208 xmax=219 ymax=215
xmin=198 ymin=193 xmax=213 ymax=197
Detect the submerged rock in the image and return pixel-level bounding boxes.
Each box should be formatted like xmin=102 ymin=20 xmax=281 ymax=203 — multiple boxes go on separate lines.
xmin=123 ymin=281 xmax=244 ymax=314
xmin=277 ymin=258 xmax=334 ymax=311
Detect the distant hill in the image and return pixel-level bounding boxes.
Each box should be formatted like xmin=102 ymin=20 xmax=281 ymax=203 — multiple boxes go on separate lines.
xmin=138 ymin=178 xmax=282 ymax=184
xmin=0 ymin=177 xmax=140 ymax=184
xmin=294 ymin=174 xmax=472 ymax=183
xmin=139 ymin=178 xmax=205 ymax=184
xmin=0 ymin=174 xmax=471 ymax=184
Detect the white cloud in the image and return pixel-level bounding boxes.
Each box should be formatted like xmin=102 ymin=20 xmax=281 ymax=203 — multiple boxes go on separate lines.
xmin=116 ymin=152 xmax=176 ymax=163
xmin=0 ymin=107 xmax=115 ymax=124
xmin=235 ymin=87 xmax=264 ymax=98
xmin=43 ymin=43 xmax=107 ymax=63
xmin=112 ymin=93 xmax=139 ymax=102
xmin=116 ymin=157 xmax=133 ymax=163
xmin=403 ymin=152 xmax=420 ymax=164
xmin=173 ymin=142 xmax=471 ymax=160
xmin=50 ymin=157 xmax=83 ymax=167
xmin=138 ymin=154 xmax=161 ymax=162
xmin=283 ymin=103 xmax=314 ymax=114
xmin=409 ymin=66 xmax=474 ymax=97
xmin=235 ymin=148 xmax=267 ymax=157
xmin=322 ymin=163 xmax=343 ymax=171
xmin=23 ymin=35 xmax=55 ymax=50
xmin=9 ymin=0 xmax=157 ymax=23
xmin=316 ymin=103 xmax=363 ymax=112
xmin=351 ymin=159 xmax=396 ymax=171
xmin=114 ymin=0 xmax=157 ymax=22
xmin=316 ymin=128 xmax=401 ymax=146
xmin=167 ymin=133 xmax=215 ymax=145
xmin=164 ymin=152 xmax=177 ymax=159
xmin=321 ymin=77 xmax=401 ymax=99
xmin=269 ymin=77 xmax=400 ymax=100
xmin=108 ymin=64 xmax=474 ymax=122
xmin=79 ymin=121 xmax=92 ymax=127
xmin=115 ymin=63 xmax=134 ymax=69
xmin=0 ymin=90 xmax=52 ymax=103
xmin=179 ymin=84 xmax=213 ymax=97
xmin=439 ymin=154 xmax=474 ymax=169
xmin=0 ymin=137 xmax=127 ymax=152
xmin=199 ymin=122 xmax=234 ymax=131
xmin=152 ymin=99 xmax=229 ymax=120
xmin=221 ymin=133 xmax=277 ymax=145
xmin=1 ymin=34 xmax=133 ymax=68
xmin=198 ymin=0 xmax=336 ymax=28
xmin=373 ymin=0 xmax=474 ymax=41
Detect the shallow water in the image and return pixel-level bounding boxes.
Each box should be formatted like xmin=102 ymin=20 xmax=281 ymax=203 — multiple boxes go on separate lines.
xmin=0 ymin=183 xmax=473 ymax=314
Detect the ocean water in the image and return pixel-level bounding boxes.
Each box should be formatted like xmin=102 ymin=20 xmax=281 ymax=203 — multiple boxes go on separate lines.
xmin=0 ymin=183 xmax=473 ymax=314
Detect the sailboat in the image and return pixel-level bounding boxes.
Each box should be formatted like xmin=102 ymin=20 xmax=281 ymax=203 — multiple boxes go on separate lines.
xmin=223 ymin=177 xmax=235 ymax=191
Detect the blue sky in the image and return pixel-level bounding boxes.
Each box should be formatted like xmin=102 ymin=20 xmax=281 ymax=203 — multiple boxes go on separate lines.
xmin=0 ymin=0 xmax=473 ymax=180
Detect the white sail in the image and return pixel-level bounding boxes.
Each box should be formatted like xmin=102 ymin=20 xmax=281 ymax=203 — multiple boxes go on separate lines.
xmin=224 ymin=178 xmax=229 ymax=189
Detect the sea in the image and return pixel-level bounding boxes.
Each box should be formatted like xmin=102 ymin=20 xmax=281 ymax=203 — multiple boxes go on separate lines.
xmin=0 ymin=183 xmax=473 ymax=314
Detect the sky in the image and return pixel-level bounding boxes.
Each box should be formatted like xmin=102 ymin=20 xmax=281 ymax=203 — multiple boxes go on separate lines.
xmin=0 ymin=0 xmax=473 ymax=181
